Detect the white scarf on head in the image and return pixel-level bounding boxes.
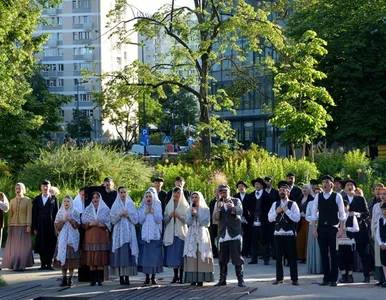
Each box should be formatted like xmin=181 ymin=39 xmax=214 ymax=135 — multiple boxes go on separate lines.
xmin=163 ymin=187 xmax=189 ymax=246
xmin=82 ymin=192 xmax=111 ymax=231
xmin=183 ymin=191 xmax=213 ymax=262
xmin=73 ymin=192 xmax=84 ymax=213
xmin=138 ymin=188 xmax=163 ymax=243
xmin=55 ymin=196 xmax=81 ymax=266
xmin=110 ymin=191 xmax=139 ymax=262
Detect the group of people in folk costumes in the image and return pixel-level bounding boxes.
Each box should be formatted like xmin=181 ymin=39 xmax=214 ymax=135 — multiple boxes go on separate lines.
xmin=1 ymin=174 xmax=386 ymax=289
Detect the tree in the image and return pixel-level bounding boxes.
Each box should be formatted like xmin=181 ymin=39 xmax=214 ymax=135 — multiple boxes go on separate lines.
xmin=0 ymin=71 xmax=69 ymax=170
xmin=287 ymin=0 xmax=386 ymax=150
xmin=268 ymin=30 xmax=334 ymax=159
xmin=104 ymin=0 xmax=286 ymax=157
xmin=66 ymin=110 xmax=92 ymax=140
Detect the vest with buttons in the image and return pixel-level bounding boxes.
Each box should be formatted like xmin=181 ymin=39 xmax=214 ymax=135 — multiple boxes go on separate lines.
xmin=379 ymin=218 xmax=386 ymax=243
xmin=275 ymin=200 xmax=295 ymax=232
xmin=318 ymin=192 xmax=339 ymax=226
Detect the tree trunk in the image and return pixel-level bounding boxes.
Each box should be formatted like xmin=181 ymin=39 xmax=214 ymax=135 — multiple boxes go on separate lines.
xmin=310 ymin=139 xmax=315 ymax=163
xmin=302 ymin=143 xmax=306 ymax=159
xmin=199 ymin=55 xmax=211 ymax=158
xmin=291 ymin=142 xmax=296 ymax=159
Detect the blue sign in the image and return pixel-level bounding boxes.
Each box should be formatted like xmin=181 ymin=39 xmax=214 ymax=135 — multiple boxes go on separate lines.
xmin=140 ymin=136 xmax=150 ymax=146
xmin=142 ymin=128 xmax=149 ymax=137
xmin=162 ymin=136 xmax=171 ymax=144
xmin=187 ymin=138 xmax=194 ymax=147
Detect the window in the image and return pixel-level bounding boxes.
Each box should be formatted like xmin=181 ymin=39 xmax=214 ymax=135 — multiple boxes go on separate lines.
xmin=80 ymin=63 xmax=93 ymax=70
xmin=79 ymin=94 xmax=92 ymax=102
xmin=73 ymin=0 xmax=91 ymax=9
xmin=73 ymin=15 xmax=89 ymax=24
xmin=82 ymin=109 xmax=93 ymax=117
xmin=43 ymin=48 xmax=63 ymax=56
xmin=58 ymin=64 xmax=64 ymax=71
xmin=46 ymin=79 xmax=57 ymax=87
xmin=58 ymin=79 xmax=64 ymax=87
xmin=73 ymin=32 xmax=91 ymax=40
xmin=74 ymin=79 xmax=87 ymax=86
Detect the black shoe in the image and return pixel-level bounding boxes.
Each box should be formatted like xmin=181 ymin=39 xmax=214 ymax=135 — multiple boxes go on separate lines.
xmin=46 ymin=266 xmax=54 ymax=271
xmin=124 ymin=276 xmax=130 ymax=285
xmin=190 ymin=282 xmax=197 ymax=286
xmin=272 ymin=280 xmax=283 ymax=285
xmin=319 ymin=281 xmax=331 ymax=286
xmin=382 ymin=282 xmax=386 ymax=288
xmin=330 ymin=282 xmax=337 ymax=287
xmin=97 ymin=270 xmax=103 ymax=286
xmin=179 ymin=268 xmax=184 ymax=284
xmin=248 ymin=261 xmax=257 ymax=265
xmin=214 ymin=280 xmax=227 ymax=286
xmin=90 ymin=270 xmax=96 ymax=286
xmin=171 ymin=276 xmax=179 ymax=283
xmin=292 ymin=280 xmax=299 ymax=286
xmin=68 ymin=276 xmax=73 ymax=287
xmin=59 ymin=276 xmax=67 ymax=287
xmin=264 ymin=261 xmax=269 ymax=265
xmin=347 ymin=275 xmax=354 ymax=283
xmin=363 ymin=276 xmax=370 ymax=283
xmin=38 ymin=266 xmax=45 ymax=270
xmin=375 ymin=281 xmax=384 ymax=286
xmin=197 ymin=282 xmax=203 ymax=286
xmin=144 ymin=275 xmax=150 ymax=285
xmin=339 ymin=274 xmax=347 ymax=283
xmin=151 ymin=275 xmax=157 ymax=285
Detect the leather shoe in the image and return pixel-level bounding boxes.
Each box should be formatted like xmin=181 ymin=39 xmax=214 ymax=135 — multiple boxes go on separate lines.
xmin=375 ymin=281 xmax=384 ymax=286
xmin=248 ymin=261 xmax=257 ymax=265
xmin=319 ymin=281 xmax=331 ymax=286
xmin=382 ymin=282 xmax=386 ymax=288
xmin=292 ymin=280 xmax=299 ymax=286
xmin=363 ymin=276 xmax=370 ymax=283
xmin=272 ymin=280 xmax=283 ymax=285
xmin=330 ymin=282 xmax=337 ymax=287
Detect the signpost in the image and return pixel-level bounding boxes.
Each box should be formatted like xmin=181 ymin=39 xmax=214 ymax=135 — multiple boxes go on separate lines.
xmin=162 ymin=136 xmax=171 ymax=144
xmin=141 ymin=128 xmax=149 ymax=155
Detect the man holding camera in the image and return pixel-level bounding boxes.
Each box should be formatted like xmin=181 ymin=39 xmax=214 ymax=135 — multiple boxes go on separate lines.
xmin=214 ymin=184 xmax=245 ymax=287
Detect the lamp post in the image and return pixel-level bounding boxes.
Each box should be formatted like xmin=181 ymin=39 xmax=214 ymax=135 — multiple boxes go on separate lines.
xmin=141 ymin=41 xmax=147 ymax=156
xmin=75 ymin=79 xmax=88 ymax=140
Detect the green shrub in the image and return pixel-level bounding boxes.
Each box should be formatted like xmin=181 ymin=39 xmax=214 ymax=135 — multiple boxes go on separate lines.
xmin=18 ymin=145 xmax=152 ymax=191
xmin=313 ymin=150 xmax=345 ymax=177
xmin=341 ymin=149 xmax=372 ymax=182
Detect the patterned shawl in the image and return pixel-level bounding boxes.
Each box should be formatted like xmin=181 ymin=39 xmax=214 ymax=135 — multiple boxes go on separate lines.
xmin=55 ymin=196 xmax=81 ymax=266
xmin=110 ymin=191 xmax=139 ymax=262
xmin=82 ymin=192 xmax=111 ymax=231
xmin=163 ymin=187 xmax=189 ymax=246
xmin=138 ymin=188 xmax=163 ymax=243
xmin=183 ymin=191 xmax=213 ymax=262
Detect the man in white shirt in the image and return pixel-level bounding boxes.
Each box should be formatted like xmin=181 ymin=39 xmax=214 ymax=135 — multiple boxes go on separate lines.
xmin=268 ymin=183 xmax=300 ymax=286
xmin=311 ymin=175 xmax=345 ymax=287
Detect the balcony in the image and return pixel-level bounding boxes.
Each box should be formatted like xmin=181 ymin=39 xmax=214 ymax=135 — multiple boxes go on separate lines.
xmin=85 ymin=83 xmax=93 ymax=92
xmin=47 ymin=39 xmax=58 ymax=47
xmin=83 ymin=53 xmax=93 ymax=61
xmin=83 ymin=22 xmax=93 ymax=30
xmin=45 ymin=8 xmax=57 ymax=15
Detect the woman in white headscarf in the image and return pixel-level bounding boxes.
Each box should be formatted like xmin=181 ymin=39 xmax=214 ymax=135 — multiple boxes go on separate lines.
xmin=53 ymin=196 xmax=81 ymax=287
xmin=163 ymin=186 xmax=189 ymax=283
xmin=0 ymin=192 xmax=9 ymax=251
xmin=1 ymin=183 xmax=34 ymax=271
xmin=82 ymin=192 xmax=111 ymax=286
xmin=138 ymin=187 xmax=163 ymax=284
xmin=183 ymin=191 xmax=214 ymax=286
xmin=110 ymin=186 xmax=138 ymax=285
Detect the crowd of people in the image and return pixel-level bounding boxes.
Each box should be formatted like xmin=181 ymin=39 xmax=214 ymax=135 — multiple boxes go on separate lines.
xmin=0 ymin=173 xmax=386 ymax=290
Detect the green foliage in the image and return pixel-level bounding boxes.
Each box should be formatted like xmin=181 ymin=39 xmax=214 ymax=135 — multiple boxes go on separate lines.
xmin=313 ymin=151 xmax=345 ymax=177
xmin=269 ymin=30 xmax=334 ymax=149
xmin=341 ymin=150 xmax=372 ymax=183
xmin=0 ymin=274 xmax=6 ymax=287
xmin=19 ymin=145 xmax=152 ymax=191
xmin=287 ymin=0 xmax=386 ymax=147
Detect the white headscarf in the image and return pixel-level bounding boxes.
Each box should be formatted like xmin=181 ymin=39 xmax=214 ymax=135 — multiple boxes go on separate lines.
xmin=73 ymin=191 xmax=84 ymax=213
xmin=163 ymin=187 xmax=189 ymax=246
xmin=15 ymin=182 xmax=26 ymax=194
xmin=0 ymin=192 xmax=9 ymax=213
xmin=138 ymin=188 xmax=162 ymax=243
xmin=55 ymin=196 xmax=81 ymax=266
xmin=110 ymin=188 xmax=139 ymax=262
xmin=82 ymin=192 xmax=111 ymax=231
xmin=183 ymin=191 xmax=213 ymax=262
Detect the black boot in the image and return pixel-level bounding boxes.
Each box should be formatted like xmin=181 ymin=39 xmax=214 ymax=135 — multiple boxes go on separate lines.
xmin=214 ymin=265 xmax=227 ymax=286
xmin=120 ymin=276 xmax=125 ymax=285
xmin=179 ymin=267 xmax=184 ymax=284
xmin=124 ymin=276 xmax=130 ymax=285
xmin=347 ymin=274 xmax=354 ymax=283
xmin=68 ymin=276 xmax=73 ymax=287
xmin=151 ymin=274 xmax=157 ymax=285
xmin=144 ymin=274 xmax=150 ymax=284
xmin=97 ymin=270 xmax=103 ymax=286
xmin=171 ymin=268 xmax=179 ymax=283
xmin=235 ymin=265 xmax=246 ymax=287
xmin=60 ymin=276 xmax=67 ymax=287
xmin=339 ymin=274 xmax=348 ymax=283
xmin=90 ymin=271 xmax=96 ymax=286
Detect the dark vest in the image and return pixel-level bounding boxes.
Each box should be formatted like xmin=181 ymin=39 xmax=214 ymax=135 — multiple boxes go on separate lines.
xmin=379 ymin=218 xmax=386 ymax=243
xmin=275 ymin=201 xmax=295 ymax=232
xmin=318 ymin=192 xmax=339 ymax=226
xmin=345 ymin=216 xmax=355 ymax=239
xmin=218 ymin=198 xmax=242 ymax=238
xmin=0 ymin=209 xmax=3 ymax=228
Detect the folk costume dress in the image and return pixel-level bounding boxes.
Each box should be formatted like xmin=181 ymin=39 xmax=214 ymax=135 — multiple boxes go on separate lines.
xmin=138 ymin=188 xmax=164 ymax=275
xmin=372 ymin=202 xmax=385 ymax=281
xmin=53 ymin=197 xmax=81 ymax=270
xmin=110 ymin=193 xmax=139 ymax=277
xmin=305 ymin=200 xmax=322 ymax=274
xmin=163 ymin=187 xmax=189 ymax=268
xmin=82 ymin=194 xmax=111 ymax=268
xmin=183 ymin=192 xmax=214 ymax=284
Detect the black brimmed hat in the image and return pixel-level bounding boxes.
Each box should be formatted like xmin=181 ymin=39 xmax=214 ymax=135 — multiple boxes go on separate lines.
xmin=321 ymin=175 xmax=334 ymax=182
xmin=41 ymin=179 xmax=51 ymax=185
xmin=153 ymin=177 xmax=164 ymax=182
xmin=344 ymin=179 xmax=357 ymax=188
xmin=251 ymin=178 xmax=267 ymax=189
xmin=236 ymin=180 xmax=248 ymax=189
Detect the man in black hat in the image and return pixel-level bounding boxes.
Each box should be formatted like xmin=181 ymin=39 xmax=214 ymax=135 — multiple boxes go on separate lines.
xmin=343 ymin=179 xmax=371 ymax=282
xmin=153 ymin=177 xmax=167 ymax=213
xmin=164 ymin=176 xmax=191 ymax=204
xmin=268 ymin=182 xmax=300 ymax=285
xmin=247 ymin=178 xmax=272 ymax=265
xmin=102 ymin=177 xmax=117 ymax=209
xmin=287 ymin=173 xmax=302 ymax=202
xmin=334 ymin=177 xmax=347 ymax=198
xmin=214 ymin=184 xmax=245 ymax=287
xmin=32 ymin=179 xmax=59 ymax=270
xmin=311 ymin=175 xmax=345 ymax=286
xmin=233 ymin=180 xmax=250 ymax=257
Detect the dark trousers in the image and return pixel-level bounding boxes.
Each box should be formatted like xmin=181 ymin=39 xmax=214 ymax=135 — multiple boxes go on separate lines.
xmin=250 ymin=226 xmax=270 ymax=263
xmin=210 ymin=224 xmax=218 ymax=257
xmin=241 ymin=222 xmax=250 ymax=256
xmin=338 ymin=245 xmax=355 ymax=271
xmin=40 ymin=253 xmax=53 ymax=267
xmin=274 ymin=235 xmax=298 ymax=281
xmin=218 ymin=239 xmax=244 ymax=266
xmin=318 ymin=226 xmax=339 ymax=283
xmin=354 ymin=234 xmax=370 ymax=276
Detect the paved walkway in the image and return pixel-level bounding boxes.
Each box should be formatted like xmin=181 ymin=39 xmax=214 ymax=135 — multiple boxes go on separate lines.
xmin=0 ymin=251 xmax=385 ymax=300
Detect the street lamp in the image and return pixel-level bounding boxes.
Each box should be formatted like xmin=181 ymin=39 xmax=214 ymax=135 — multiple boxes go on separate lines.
xmin=75 ymin=79 xmax=88 ymax=139
xmin=140 ymin=41 xmax=147 ymax=156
